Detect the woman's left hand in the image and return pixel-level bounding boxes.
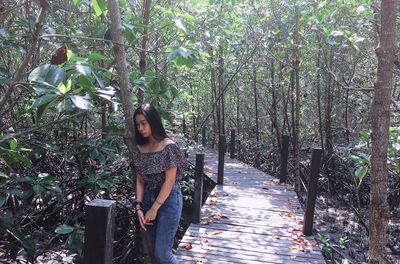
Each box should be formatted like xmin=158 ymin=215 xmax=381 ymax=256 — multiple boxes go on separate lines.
xmin=145 ymin=207 xmax=158 ymax=222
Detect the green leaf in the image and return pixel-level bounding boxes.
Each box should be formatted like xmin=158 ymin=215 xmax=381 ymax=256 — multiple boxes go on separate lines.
xmin=9 ymin=138 xmax=17 ymax=150
xmin=0 ymin=195 xmax=6 ymax=207
xmin=354 ymin=166 xmax=368 ymax=181
xmin=55 ymin=224 xmax=74 ymax=235
xmin=92 ymin=0 xmax=107 ymax=16
xmin=5 ymin=189 xmax=24 ymax=197
xmin=73 ymin=0 xmax=83 ymax=5
xmin=119 ymin=0 xmax=127 ymax=8
xmin=29 ymin=64 xmax=66 ymax=87
xmin=31 ymin=94 xmax=58 ymax=109
xmin=16 ymin=155 xmax=32 ymax=167
xmin=175 ymin=19 xmax=187 ymax=32
xmin=76 ymin=65 xmax=92 ymax=76
xmin=70 ymin=95 xmax=93 ymax=110
xmin=88 ymin=52 xmax=109 ymax=62
xmin=33 ymin=184 xmax=44 ymax=196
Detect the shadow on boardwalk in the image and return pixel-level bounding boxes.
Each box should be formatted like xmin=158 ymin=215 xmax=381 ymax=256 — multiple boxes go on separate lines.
xmin=175 ymin=148 xmax=326 ymax=264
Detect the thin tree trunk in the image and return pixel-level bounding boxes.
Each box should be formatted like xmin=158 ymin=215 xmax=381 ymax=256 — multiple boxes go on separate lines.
xmin=236 ymin=84 xmax=240 ymax=135
xmin=253 ymin=69 xmax=260 ymax=167
xmin=270 ymin=58 xmax=281 ymax=149
xmin=324 ymin=47 xmax=335 ymax=191
xmin=138 ymin=0 xmax=152 ymax=104
xmin=219 ymin=44 xmax=225 ymax=136
xmin=210 ymin=46 xmax=217 ymax=148
xmin=292 ymin=4 xmax=301 ymax=192
xmin=316 ymin=40 xmax=324 ymax=153
xmin=0 ymin=5 xmax=46 ymax=114
xmin=368 ymin=0 xmax=397 ymax=263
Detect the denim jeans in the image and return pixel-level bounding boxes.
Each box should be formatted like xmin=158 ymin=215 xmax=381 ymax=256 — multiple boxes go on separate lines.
xmin=143 ymin=184 xmax=182 ymax=264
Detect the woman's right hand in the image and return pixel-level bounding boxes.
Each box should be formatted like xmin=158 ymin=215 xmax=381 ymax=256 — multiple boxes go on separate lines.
xmin=136 ymin=209 xmax=147 ymax=231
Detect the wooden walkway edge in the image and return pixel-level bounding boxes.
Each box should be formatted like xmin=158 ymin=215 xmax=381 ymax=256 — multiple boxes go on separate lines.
xmin=175 ymin=148 xmax=326 ymax=264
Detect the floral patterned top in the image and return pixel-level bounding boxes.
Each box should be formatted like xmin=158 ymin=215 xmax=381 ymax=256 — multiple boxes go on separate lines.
xmin=132 ymin=143 xmax=187 ymax=188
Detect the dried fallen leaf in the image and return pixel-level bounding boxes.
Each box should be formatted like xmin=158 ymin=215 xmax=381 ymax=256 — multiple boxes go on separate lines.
xmin=200 ymin=239 xmax=212 ymax=250
xmin=284 ymin=199 xmax=295 ymax=205
xmin=210 ymin=212 xmax=222 ymax=219
xmin=207 ymin=197 xmax=217 ymax=205
xmin=210 ymin=230 xmax=222 ymax=236
xmin=201 ymin=218 xmax=213 ymax=225
xmin=181 ymin=243 xmax=192 ymax=250
xmin=285 ymin=210 xmax=295 ymax=217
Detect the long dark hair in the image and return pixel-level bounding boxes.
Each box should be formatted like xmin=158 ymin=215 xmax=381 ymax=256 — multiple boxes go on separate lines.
xmin=133 ymin=104 xmax=168 ymax=145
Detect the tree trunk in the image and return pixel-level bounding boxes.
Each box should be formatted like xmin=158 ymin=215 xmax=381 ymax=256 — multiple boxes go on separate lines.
xmin=209 ymin=45 xmax=217 ymax=148
xmin=218 ymin=43 xmax=225 ymax=136
xmin=270 ymin=58 xmax=281 ymax=149
xmin=368 ymin=0 xmax=397 ymax=263
xmin=0 ymin=5 xmax=46 ymax=114
xmin=292 ymin=4 xmax=301 ymax=192
xmin=323 ymin=46 xmax=335 ymax=192
xmin=138 ymin=0 xmax=152 ymax=104
xmin=253 ymin=69 xmax=259 ymax=167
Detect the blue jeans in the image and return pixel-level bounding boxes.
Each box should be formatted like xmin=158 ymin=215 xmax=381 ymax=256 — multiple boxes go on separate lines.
xmin=143 ymin=184 xmax=182 ymax=264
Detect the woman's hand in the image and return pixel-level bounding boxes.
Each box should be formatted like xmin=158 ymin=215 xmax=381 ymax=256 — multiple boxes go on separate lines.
xmin=136 ymin=209 xmax=148 ymax=230
xmin=144 ymin=207 xmax=158 ymax=223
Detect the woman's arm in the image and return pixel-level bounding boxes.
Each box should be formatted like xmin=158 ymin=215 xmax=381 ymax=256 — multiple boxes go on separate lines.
xmin=136 ymin=172 xmax=145 ymax=202
xmin=144 ymin=166 xmax=177 ymax=222
xmin=135 ymin=172 xmax=147 ymax=230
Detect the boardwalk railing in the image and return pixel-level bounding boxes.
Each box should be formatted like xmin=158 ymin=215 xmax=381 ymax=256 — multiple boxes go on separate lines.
xmin=83 ymin=199 xmax=116 ymax=264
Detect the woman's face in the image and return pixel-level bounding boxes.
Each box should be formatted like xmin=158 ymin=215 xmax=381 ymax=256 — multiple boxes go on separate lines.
xmin=135 ymin=114 xmax=152 ymax=138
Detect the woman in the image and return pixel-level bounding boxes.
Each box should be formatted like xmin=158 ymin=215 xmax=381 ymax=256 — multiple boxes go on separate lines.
xmin=132 ymin=104 xmax=186 ymax=264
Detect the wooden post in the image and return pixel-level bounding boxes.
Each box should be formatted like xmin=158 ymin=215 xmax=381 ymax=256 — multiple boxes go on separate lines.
xmin=202 ymin=126 xmax=206 ymax=146
xmin=217 ymin=134 xmax=226 ymax=185
xmin=84 ymin=199 xmax=116 ymax=264
xmin=230 ymin=129 xmax=236 ymax=159
xmin=303 ymin=148 xmax=322 ymax=236
xmin=193 ymin=153 xmax=204 ymax=223
xmin=280 ymin=135 xmax=290 ymax=183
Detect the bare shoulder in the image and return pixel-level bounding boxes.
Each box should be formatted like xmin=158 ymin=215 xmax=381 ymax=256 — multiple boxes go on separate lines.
xmin=162 ymin=138 xmax=175 ymax=147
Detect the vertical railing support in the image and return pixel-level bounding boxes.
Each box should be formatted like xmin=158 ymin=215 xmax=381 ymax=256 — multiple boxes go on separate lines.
xmin=230 ymin=129 xmax=236 ymax=159
xmin=303 ymin=148 xmax=323 ymax=236
xmin=280 ymin=135 xmax=290 ymax=183
xmin=202 ymin=126 xmax=206 ymax=146
xmin=84 ymin=199 xmax=116 ymax=264
xmin=217 ymin=134 xmax=226 ymax=185
xmin=192 ymin=153 xmax=205 ymax=223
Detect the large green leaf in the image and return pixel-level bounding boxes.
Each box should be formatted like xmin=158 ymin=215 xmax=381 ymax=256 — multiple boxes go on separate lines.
xmin=33 ymin=185 xmax=44 ymax=196
xmin=92 ymin=0 xmax=107 ymax=16
xmin=29 ymin=64 xmax=66 ymax=87
xmin=354 ymin=166 xmax=368 ymax=182
xmin=55 ymin=224 xmax=74 ymax=235
xmin=31 ymin=94 xmax=59 ymax=109
xmin=9 ymin=138 xmax=17 ymax=150
xmin=76 ymin=65 xmax=92 ymax=76
xmin=70 ymin=95 xmax=93 ymax=110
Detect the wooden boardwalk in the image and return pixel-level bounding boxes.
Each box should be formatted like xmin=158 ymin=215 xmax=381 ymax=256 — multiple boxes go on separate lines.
xmin=175 ymin=148 xmax=326 ymax=264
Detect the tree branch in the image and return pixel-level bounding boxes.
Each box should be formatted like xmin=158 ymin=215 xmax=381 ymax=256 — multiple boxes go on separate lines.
xmin=0 ymin=5 xmax=46 ymax=113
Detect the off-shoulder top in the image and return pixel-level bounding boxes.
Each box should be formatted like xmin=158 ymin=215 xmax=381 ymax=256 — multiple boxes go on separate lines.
xmin=132 ymin=143 xmax=187 ymax=188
